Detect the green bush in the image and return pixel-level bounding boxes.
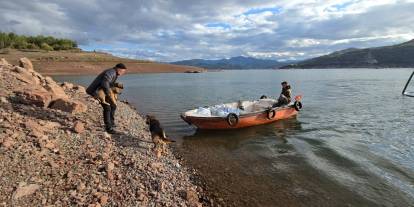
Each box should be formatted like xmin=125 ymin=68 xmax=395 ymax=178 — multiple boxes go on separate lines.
xmin=27 ymin=43 xmax=39 ymax=50
xmin=40 ymin=42 xmax=54 ymax=51
xmin=0 ymin=32 xmax=78 ymax=51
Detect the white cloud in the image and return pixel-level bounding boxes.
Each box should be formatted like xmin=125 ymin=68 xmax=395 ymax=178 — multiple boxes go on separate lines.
xmin=1 ymin=0 xmax=414 ymax=61
xmin=286 ymin=39 xmax=323 ymax=47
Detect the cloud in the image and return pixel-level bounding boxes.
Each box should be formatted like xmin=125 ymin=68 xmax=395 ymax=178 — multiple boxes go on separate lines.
xmin=0 ymin=0 xmax=414 ymax=61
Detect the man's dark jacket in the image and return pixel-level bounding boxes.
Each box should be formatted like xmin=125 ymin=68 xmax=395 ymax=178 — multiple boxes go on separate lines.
xmin=86 ymin=68 xmax=118 ymax=96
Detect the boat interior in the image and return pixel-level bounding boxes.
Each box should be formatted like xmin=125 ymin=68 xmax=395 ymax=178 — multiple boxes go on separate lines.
xmin=185 ymin=99 xmax=285 ymax=117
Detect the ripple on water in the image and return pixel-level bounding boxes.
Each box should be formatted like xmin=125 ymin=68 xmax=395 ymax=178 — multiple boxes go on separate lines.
xmin=53 ymin=69 xmax=414 ymax=206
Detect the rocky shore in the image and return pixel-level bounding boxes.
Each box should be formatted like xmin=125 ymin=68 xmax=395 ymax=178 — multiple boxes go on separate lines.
xmin=0 ymin=58 xmax=206 ymax=206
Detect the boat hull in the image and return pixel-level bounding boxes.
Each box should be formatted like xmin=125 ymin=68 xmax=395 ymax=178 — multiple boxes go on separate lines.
xmin=181 ymin=106 xmax=299 ymax=129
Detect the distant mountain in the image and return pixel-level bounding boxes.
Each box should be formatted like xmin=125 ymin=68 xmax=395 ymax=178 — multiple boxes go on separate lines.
xmin=280 ymin=39 xmax=414 ymax=69
xmin=171 ymin=56 xmax=287 ymax=69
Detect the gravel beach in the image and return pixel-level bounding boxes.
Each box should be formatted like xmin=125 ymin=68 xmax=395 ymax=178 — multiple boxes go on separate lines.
xmin=0 ymin=57 xmax=208 ymax=206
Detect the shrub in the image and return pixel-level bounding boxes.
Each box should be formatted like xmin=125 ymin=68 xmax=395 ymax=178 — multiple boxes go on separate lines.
xmin=0 ymin=32 xmax=78 ymax=51
xmin=40 ymin=42 xmax=54 ymax=51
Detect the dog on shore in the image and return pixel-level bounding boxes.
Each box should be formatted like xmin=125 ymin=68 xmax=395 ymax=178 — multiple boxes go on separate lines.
xmin=96 ymin=82 xmax=124 ymax=105
xmin=145 ymin=115 xmax=175 ymax=158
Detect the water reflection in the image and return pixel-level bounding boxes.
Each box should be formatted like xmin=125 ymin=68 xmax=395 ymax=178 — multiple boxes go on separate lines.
xmin=176 ymin=118 xmax=379 ymax=206
xmin=53 ymin=69 xmax=414 ymax=206
xmin=182 ymin=118 xmax=302 ymax=149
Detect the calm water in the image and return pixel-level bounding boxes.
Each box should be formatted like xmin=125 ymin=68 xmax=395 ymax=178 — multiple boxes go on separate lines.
xmin=55 ymin=69 xmax=414 ymax=206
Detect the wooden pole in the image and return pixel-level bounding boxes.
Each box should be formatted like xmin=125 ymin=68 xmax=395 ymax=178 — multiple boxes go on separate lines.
xmin=402 ymin=71 xmax=414 ymax=96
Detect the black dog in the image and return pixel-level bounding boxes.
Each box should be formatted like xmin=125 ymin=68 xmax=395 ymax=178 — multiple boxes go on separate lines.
xmin=145 ymin=115 xmax=175 ymax=158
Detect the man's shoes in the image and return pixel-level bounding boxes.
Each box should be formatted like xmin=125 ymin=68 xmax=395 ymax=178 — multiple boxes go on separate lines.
xmin=106 ymin=128 xmax=116 ymax=134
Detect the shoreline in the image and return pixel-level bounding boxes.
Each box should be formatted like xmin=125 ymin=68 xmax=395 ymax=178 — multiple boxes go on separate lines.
xmin=0 ymin=57 xmax=210 ymax=206
xmin=0 ymin=50 xmax=206 ymax=75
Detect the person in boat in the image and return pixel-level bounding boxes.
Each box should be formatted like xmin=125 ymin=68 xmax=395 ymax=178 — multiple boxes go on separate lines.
xmin=86 ymin=63 xmax=127 ymax=134
xmin=273 ymin=81 xmax=292 ymax=107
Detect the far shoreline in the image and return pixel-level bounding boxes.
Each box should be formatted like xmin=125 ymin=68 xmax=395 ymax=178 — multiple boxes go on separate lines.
xmin=0 ymin=49 xmax=206 ymax=76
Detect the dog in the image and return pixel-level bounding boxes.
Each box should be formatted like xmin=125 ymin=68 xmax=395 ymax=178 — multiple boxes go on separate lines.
xmin=145 ymin=115 xmax=175 ymax=158
xmin=96 ymin=82 xmax=124 ymax=105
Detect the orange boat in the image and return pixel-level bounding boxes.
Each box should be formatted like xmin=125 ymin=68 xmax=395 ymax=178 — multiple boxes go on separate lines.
xmin=181 ymin=96 xmax=303 ymax=129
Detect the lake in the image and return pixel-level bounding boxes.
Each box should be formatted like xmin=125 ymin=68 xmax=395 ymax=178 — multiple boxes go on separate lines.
xmin=54 ymin=69 xmax=414 ymax=206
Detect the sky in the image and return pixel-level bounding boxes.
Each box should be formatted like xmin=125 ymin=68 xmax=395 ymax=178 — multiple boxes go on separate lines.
xmin=1 ymin=0 xmax=414 ymax=62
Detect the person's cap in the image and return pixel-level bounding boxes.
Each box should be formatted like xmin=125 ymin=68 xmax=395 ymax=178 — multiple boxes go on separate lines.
xmin=115 ymin=63 xmax=127 ymax=69
xmin=281 ymin=81 xmax=288 ymax=85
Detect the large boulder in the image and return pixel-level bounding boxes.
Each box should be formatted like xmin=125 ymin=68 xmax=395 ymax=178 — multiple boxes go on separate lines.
xmin=14 ymin=88 xmax=53 ymax=108
xmin=49 ymin=98 xmax=87 ymax=114
xmin=19 ymin=57 xmax=34 ymax=72
xmin=12 ymin=66 xmax=41 ymax=85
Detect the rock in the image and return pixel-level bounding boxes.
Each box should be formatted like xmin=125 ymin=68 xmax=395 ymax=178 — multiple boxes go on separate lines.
xmin=25 ymin=120 xmax=42 ymax=130
xmin=62 ymin=82 xmax=74 ymax=90
xmin=44 ymin=140 xmax=57 ymax=150
xmin=91 ymin=203 xmax=102 ymax=207
xmin=73 ymin=85 xmax=86 ymax=94
xmin=103 ymin=132 xmax=111 ymax=139
xmin=137 ymin=192 xmax=148 ymax=201
xmin=99 ymin=195 xmax=109 ymax=206
xmin=30 ymin=129 xmax=43 ymax=138
xmin=13 ymin=66 xmax=27 ymax=74
xmin=31 ymin=71 xmax=44 ymax=80
xmin=0 ymin=96 xmax=8 ymax=104
xmin=185 ymin=189 xmax=201 ymax=207
xmin=13 ymin=183 xmax=40 ymax=200
xmin=149 ymin=162 xmax=164 ymax=172
xmin=44 ymin=83 xmax=68 ymax=100
xmin=19 ymin=57 xmax=34 ymax=72
xmin=36 ymin=135 xmax=58 ymax=152
xmin=44 ymin=76 xmax=56 ymax=85
xmin=77 ymin=182 xmax=86 ymax=192
xmin=73 ymin=121 xmax=85 ymax=134
xmin=1 ymin=137 xmax=15 ymax=149
xmin=0 ymin=58 xmax=9 ymax=65
xmin=12 ymin=66 xmax=40 ymax=85
xmin=42 ymin=121 xmax=61 ymax=130
xmin=48 ymin=160 xmax=59 ymax=168
xmin=106 ymin=162 xmax=115 ymax=180
xmin=14 ymin=89 xmax=53 ymax=108
xmin=26 ymin=120 xmax=45 ymax=138
xmin=106 ymin=162 xmax=115 ymax=172
xmin=49 ymin=98 xmax=87 ymax=114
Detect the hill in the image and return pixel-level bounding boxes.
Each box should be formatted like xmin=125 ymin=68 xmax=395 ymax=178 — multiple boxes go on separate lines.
xmin=280 ymin=39 xmax=414 ymax=69
xmin=171 ymin=56 xmax=285 ymax=69
xmin=0 ymin=49 xmax=204 ymax=75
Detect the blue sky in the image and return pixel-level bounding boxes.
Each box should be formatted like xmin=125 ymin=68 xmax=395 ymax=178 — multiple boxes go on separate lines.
xmin=1 ymin=0 xmax=414 ymax=62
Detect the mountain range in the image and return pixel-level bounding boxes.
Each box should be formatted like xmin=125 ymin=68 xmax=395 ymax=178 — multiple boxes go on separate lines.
xmin=280 ymin=39 xmax=414 ymax=69
xmin=170 ymin=56 xmax=286 ymax=69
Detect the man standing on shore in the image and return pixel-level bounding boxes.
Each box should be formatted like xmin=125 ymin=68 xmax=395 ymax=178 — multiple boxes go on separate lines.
xmin=86 ymin=63 xmax=127 ymax=133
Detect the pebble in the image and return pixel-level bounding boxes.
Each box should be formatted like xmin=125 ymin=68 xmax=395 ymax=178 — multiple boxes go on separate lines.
xmin=73 ymin=121 xmax=85 ymax=133
xmin=0 ymin=63 xmax=211 ymax=206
